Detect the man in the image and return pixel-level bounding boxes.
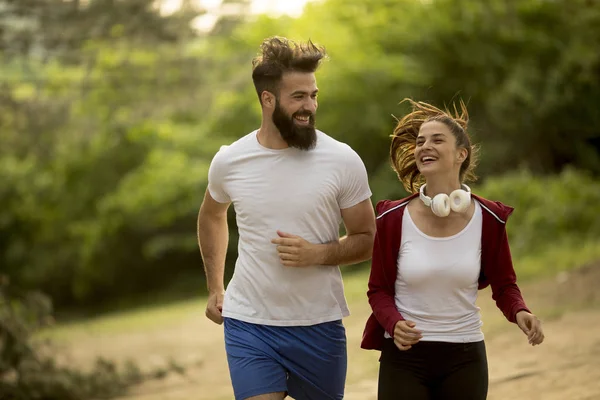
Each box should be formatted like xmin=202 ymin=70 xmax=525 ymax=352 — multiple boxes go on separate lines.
xmin=197 ymin=36 xmax=376 ymax=400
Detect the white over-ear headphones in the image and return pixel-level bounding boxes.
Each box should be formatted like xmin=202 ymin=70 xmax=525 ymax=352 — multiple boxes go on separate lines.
xmin=419 ymin=184 xmax=472 ymax=217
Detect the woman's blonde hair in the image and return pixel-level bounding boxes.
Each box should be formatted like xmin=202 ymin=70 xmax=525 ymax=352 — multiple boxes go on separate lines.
xmin=390 ymin=98 xmax=480 ymax=193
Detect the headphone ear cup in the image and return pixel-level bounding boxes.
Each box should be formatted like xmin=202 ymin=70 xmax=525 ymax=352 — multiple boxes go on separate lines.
xmin=431 ymin=194 xmax=450 ymax=217
xmin=449 ymin=189 xmax=471 ymax=213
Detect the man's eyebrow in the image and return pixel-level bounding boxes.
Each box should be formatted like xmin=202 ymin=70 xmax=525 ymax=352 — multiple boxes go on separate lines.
xmin=290 ymin=89 xmax=319 ymax=96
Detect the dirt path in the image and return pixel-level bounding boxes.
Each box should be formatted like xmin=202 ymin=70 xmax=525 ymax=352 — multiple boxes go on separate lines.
xmin=54 ymin=263 xmax=600 ymax=400
xmin=344 ymin=308 xmax=600 ymax=400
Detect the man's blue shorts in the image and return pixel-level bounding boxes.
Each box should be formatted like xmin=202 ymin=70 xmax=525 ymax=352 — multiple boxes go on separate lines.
xmin=223 ymin=317 xmax=347 ymax=400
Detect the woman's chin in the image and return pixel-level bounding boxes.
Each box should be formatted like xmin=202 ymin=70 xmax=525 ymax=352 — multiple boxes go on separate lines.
xmin=419 ymin=165 xmax=455 ymax=181
xmin=418 ymin=164 xmax=438 ymax=176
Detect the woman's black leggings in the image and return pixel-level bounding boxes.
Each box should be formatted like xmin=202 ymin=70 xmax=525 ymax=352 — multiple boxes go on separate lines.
xmin=378 ymin=338 xmax=488 ymax=400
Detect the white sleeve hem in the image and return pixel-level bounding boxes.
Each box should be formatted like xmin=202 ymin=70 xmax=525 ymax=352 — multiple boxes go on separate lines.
xmin=207 ymin=186 xmax=231 ymax=204
xmin=340 ymin=190 xmax=372 ymax=210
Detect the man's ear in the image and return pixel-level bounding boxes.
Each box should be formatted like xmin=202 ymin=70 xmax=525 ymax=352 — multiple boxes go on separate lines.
xmin=261 ymin=91 xmax=276 ymax=108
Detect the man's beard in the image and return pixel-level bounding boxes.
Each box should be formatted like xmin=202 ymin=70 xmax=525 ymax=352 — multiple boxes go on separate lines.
xmin=272 ymin=100 xmax=317 ymax=151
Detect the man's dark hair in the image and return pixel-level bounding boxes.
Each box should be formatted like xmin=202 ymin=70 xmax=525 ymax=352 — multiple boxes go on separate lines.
xmin=251 ymin=36 xmax=326 ymax=104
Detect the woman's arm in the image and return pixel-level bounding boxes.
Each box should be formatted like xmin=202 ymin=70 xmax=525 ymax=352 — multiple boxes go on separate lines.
xmin=366 ymin=226 xmax=405 ymax=336
xmin=487 ymin=227 xmax=530 ymax=323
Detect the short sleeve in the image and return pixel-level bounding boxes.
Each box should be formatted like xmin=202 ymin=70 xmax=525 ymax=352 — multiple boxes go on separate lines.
xmin=338 ymin=146 xmax=372 ymax=209
xmin=207 ymin=146 xmax=231 ymax=204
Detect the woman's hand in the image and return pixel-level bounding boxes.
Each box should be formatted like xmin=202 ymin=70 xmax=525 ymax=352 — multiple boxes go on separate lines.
xmin=516 ymin=310 xmax=545 ymax=346
xmin=393 ymin=320 xmax=423 ymax=351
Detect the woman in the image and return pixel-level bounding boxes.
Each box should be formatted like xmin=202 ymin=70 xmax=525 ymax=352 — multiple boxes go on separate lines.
xmin=361 ymin=99 xmax=544 ymax=399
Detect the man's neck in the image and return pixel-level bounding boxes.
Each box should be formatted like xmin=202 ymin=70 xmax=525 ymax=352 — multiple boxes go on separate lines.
xmin=257 ymin=122 xmax=288 ymax=150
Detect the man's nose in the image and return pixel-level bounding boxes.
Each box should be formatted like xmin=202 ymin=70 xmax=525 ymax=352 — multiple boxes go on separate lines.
xmin=304 ymin=98 xmax=317 ymax=114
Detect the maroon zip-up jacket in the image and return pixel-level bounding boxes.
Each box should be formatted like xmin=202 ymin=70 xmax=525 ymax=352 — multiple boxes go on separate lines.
xmin=361 ymin=193 xmax=531 ymax=351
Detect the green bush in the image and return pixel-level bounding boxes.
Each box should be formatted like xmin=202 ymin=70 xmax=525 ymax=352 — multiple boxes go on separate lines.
xmin=0 ymin=277 xmax=184 ymax=399
xmin=2 ymin=0 xmax=600 ymax=313
xmin=475 ymin=168 xmax=600 ymax=258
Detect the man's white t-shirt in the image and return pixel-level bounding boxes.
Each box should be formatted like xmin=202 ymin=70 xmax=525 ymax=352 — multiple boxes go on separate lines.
xmin=207 ymin=129 xmax=372 ymax=326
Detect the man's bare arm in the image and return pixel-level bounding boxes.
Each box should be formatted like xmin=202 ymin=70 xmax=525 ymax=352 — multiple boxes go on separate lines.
xmin=272 ymin=198 xmax=376 ymax=267
xmin=318 ymin=198 xmax=376 ymax=266
xmin=197 ymin=189 xmax=230 ymax=294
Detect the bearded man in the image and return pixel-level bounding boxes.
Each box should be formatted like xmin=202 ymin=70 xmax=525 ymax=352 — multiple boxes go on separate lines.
xmin=197 ymin=36 xmax=376 ymax=400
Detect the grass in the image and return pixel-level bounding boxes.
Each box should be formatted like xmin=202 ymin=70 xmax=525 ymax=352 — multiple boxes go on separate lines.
xmin=38 ymin=238 xmax=600 ymax=342
xmin=513 ymin=237 xmax=600 ymax=280
xmin=38 ymin=297 xmax=203 ymax=341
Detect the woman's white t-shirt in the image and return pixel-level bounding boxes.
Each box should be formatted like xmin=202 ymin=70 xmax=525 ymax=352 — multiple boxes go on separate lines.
xmin=388 ymin=201 xmax=485 ymax=343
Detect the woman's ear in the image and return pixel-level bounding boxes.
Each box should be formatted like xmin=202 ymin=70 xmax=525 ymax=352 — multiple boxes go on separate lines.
xmin=457 ymin=147 xmax=468 ymax=163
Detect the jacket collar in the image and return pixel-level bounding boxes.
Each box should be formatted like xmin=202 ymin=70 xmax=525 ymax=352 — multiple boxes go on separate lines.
xmin=375 ymin=192 xmax=514 ymax=224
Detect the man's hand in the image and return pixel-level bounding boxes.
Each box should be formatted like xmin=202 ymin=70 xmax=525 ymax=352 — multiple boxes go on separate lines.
xmin=205 ymin=291 xmax=225 ymax=325
xmin=516 ymin=310 xmax=544 ymax=346
xmin=393 ymin=320 xmax=422 ymax=351
xmin=271 ymin=231 xmax=323 ymax=267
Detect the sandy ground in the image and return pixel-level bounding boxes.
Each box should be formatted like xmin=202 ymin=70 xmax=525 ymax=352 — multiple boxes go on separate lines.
xmin=52 ymin=263 xmax=600 ymax=400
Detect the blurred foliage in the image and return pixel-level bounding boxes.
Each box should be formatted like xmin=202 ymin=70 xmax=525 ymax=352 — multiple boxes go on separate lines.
xmin=0 ymin=0 xmax=599 ymax=311
xmin=0 ymin=276 xmax=185 ymax=399
xmin=475 ymin=167 xmax=600 ymax=258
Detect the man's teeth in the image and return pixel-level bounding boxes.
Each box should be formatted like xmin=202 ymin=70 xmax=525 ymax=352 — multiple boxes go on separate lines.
xmin=295 ymin=115 xmax=309 ymax=121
